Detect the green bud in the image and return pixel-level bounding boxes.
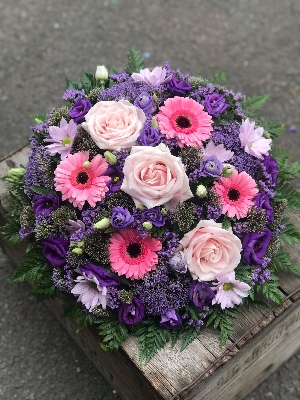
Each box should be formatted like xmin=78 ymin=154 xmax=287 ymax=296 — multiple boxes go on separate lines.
xmin=196 ymin=184 xmax=207 ymax=198
xmin=152 ymin=93 xmax=159 ymax=104
xmin=104 ymin=151 xmax=117 ymax=165
xmin=77 ymin=241 xmax=84 ymax=248
xmin=69 ymin=242 xmax=77 ymax=248
xmin=136 ymin=204 xmax=145 ymax=211
xmin=94 ymin=217 xmax=111 ymax=230
xmin=151 ymin=116 xmax=158 ymax=128
xmin=6 ymin=167 xmax=26 ymax=182
xmin=72 ymin=247 xmax=83 ymax=255
xmin=142 ymin=221 xmax=153 ymax=230
xmin=95 ymin=65 xmax=108 ymax=82
xmin=160 ymin=208 xmax=167 ymax=216
xmin=222 ymin=166 xmax=234 ymax=178
xmin=83 ymin=161 xmax=91 ymax=168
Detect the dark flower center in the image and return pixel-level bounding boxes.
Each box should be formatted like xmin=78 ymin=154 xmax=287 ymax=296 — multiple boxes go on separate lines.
xmin=127 ymin=242 xmax=142 ymax=258
xmin=175 ymin=115 xmax=192 ymax=129
xmin=76 ymin=171 xmax=89 ymax=184
xmin=227 ymin=188 xmax=240 ymax=202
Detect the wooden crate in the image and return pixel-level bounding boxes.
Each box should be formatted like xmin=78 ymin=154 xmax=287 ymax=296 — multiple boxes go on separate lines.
xmin=1 ymin=147 xmax=300 ymax=400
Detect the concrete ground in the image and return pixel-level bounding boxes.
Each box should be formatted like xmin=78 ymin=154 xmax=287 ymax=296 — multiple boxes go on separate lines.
xmin=0 ymin=0 xmax=300 ymax=398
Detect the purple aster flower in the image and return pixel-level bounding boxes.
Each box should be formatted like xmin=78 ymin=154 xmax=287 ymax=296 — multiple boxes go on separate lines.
xmin=142 ymin=207 xmax=165 ymax=227
xmin=44 ymin=118 xmax=77 ymax=160
xmin=118 ymin=296 xmax=144 ymax=325
xmin=79 ymin=263 xmax=120 ymax=287
xmin=200 ymin=155 xmax=223 ymax=178
xmin=204 ymin=93 xmax=230 ymax=117
xmin=169 ymin=251 xmax=187 ymax=273
xmin=189 ymin=281 xmax=215 ymax=308
xmin=110 ymin=207 xmax=134 ymax=229
xmin=69 ymin=98 xmax=92 ymax=123
xmin=242 ymin=228 xmax=272 ymax=266
xmin=166 ymin=76 xmax=192 ymax=96
xmin=105 ymin=165 xmax=124 ymax=192
xmin=253 ymin=193 xmax=274 ymax=224
xmin=160 ymin=309 xmax=182 ymax=330
xmin=134 ymin=92 xmax=157 ymax=114
xmin=263 ymin=155 xmax=279 ymax=187
xmin=32 ymin=194 xmax=60 ymax=215
xmin=212 ymin=271 xmax=251 ymax=309
xmin=42 ymin=237 xmax=69 ymax=268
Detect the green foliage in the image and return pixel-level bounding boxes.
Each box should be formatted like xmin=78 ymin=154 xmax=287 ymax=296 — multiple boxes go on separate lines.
xmin=270 ymin=250 xmax=300 ymax=277
xmin=241 ymin=95 xmax=269 ymax=116
xmin=30 ymin=113 xmax=47 ymax=124
xmin=272 ymin=147 xmax=300 ymax=181
xmin=222 ymin=217 xmax=231 ymax=230
xmin=9 ymin=247 xmax=47 ymax=283
xmin=98 ymin=317 xmax=129 ymax=351
xmin=181 ymin=326 xmax=200 ymax=351
xmin=30 ymin=186 xmax=56 ymax=195
xmin=66 ymin=78 xmax=83 ymax=90
xmin=259 ymin=274 xmax=283 ymax=305
xmin=280 ymin=221 xmax=300 ymax=245
xmin=125 ymin=49 xmax=145 ymax=75
xmin=31 ymin=270 xmax=60 ymax=301
xmin=271 ymin=147 xmax=291 ymax=167
xmin=275 ymin=182 xmax=300 ymax=211
xmin=207 ymin=70 xmax=227 ymax=86
xmin=207 ymin=308 xmax=238 ymax=345
xmin=132 ymin=319 xmax=170 ymax=364
xmin=234 ymin=263 xmax=252 ymax=286
xmin=82 ymin=71 xmax=97 ymax=93
xmin=255 ymin=119 xmax=285 ymax=140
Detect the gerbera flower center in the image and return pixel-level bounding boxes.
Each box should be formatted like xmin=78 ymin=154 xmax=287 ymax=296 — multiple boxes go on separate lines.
xmin=126 ymin=242 xmax=142 ymax=258
xmin=76 ymin=171 xmax=90 ymax=185
xmin=175 ymin=115 xmax=192 ymax=129
xmin=223 ymin=283 xmax=234 ymax=291
xmin=227 ymin=188 xmax=240 ymax=202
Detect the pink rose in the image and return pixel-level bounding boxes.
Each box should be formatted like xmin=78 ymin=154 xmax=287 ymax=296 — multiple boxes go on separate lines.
xmin=81 ymin=100 xmax=146 ymax=151
xmin=120 ymin=144 xmax=193 ymax=210
xmin=180 ymin=220 xmax=242 ymax=281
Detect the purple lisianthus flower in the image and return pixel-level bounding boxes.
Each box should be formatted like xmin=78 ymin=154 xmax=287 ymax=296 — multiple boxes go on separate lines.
xmin=105 ymin=165 xmax=124 ymax=192
xmin=204 ymin=93 xmax=230 ymax=117
xmin=242 ymin=228 xmax=272 ymax=266
xmin=110 ymin=207 xmax=134 ymax=229
xmin=32 ymin=194 xmax=60 ymax=215
xmin=42 ymin=237 xmax=69 ymax=268
xmin=169 ymin=251 xmax=187 ymax=273
xmin=166 ymin=76 xmax=192 ymax=96
xmin=142 ymin=207 xmax=165 ymax=227
xmin=253 ymin=193 xmax=274 ymax=224
xmin=80 ymin=263 xmax=120 ymax=287
xmin=160 ymin=309 xmax=182 ymax=330
xmin=69 ymin=98 xmax=92 ymax=123
xmin=264 ymin=155 xmax=279 ymax=187
xmin=138 ymin=127 xmax=161 ymax=146
xmin=189 ymin=281 xmax=215 ymax=308
xmin=118 ymin=296 xmax=144 ymax=325
xmin=200 ymin=155 xmax=223 ymax=177
xmin=134 ymin=92 xmax=157 ymax=114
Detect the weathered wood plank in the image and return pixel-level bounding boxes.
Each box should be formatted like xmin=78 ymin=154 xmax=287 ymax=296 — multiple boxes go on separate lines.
xmin=1 ymin=146 xmax=300 ymax=400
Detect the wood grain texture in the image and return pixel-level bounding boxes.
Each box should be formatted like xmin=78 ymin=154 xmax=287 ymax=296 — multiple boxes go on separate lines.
xmin=1 ymin=147 xmax=300 ymax=400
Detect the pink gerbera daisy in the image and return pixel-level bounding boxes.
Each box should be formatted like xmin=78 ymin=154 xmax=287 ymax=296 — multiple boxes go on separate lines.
xmin=109 ymin=228 xmax=162 ymax=280
xmin=54 ymin=151 xmax=110 ymax=210
xmin=213 ymin=170 xmax=258 ymax=219
xmin=157 ymin=96 xmax=213 ymax=148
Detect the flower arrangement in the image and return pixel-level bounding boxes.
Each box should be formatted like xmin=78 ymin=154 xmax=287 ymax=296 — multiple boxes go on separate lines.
xmin=3 ymin=49 xmax=300 ymax=363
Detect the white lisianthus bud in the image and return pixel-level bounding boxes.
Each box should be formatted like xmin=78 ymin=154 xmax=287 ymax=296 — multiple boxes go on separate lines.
xmin=104 ymin=151 xmax=117 ymax=165
xmin=136 ymin=204 xmax=145 ymax=211
xmin=95 ymin=65 xmax=108 ymax=81
xmin=6 ymin=167 xmax=26 ymax=182
xmin=160 ymin=208 xmax=167 ymax=216
xmin=72 ymin=247 xmax=83 ymax=255
xmin=142 ymin=221 xmax=153 ymax=230
xmin=83 ymin=161 xmax=91 ymax=168
xmin=222 ymin=166 xmax=234 ymax=178
xmin=151 ymin=116 xmax=158 ymax=128
xmin=94 ymin=217 xmax=111 ymax=229
xmin=196 ymin=184 xmax=207 ymax=198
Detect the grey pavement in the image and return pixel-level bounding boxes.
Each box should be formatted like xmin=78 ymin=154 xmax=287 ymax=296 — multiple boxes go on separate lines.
xmin=0 ymin=0 xmax=300 ymax=399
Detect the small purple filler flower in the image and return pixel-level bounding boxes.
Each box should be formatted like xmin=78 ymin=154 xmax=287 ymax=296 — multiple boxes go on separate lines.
xmin=110 ymin=207 xmax=134 ymax=229
xmin=32 ymin=194 xmax=60 ymax=215
xmin=69 ymin=98 xmax=92 ymax=123
xmin=204 ymin=93 xmax=230 ymax=117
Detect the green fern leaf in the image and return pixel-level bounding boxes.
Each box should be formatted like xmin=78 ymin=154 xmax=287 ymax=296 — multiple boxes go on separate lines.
xmin=241 ymin=95 xmax=270 ymax=116
xmin=125 ymin=49 xmax=145 ymax=74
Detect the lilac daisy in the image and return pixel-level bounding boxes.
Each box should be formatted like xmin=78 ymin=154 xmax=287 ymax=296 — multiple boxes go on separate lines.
xmin=44 ymin=117 xmax=77 ymax=160
xmin=239 ymin=118 xmax=272 ymax=160
xmin=71 ymin=272 xmax=108 ymax=310
xmin=212 ymin=271 xmax=251 ymax=309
